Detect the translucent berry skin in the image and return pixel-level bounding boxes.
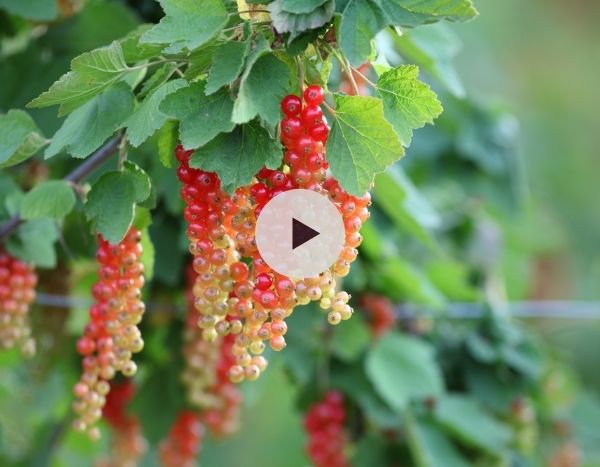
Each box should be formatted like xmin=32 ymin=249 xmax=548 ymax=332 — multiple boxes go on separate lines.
xmin=301 ymin=105 xmax=324 ymax=128
xmin=0 ymin=249 xmax=37 ymax=357
xmin=72 ymin=228 xmax=145 ymax=440
xmin=304 ymin=391 xmax=349 ymax=467
xmin=281 ymin=94 xmax=303 ymax=116
xmin=303 ymin=85 xmax=325 ymax=106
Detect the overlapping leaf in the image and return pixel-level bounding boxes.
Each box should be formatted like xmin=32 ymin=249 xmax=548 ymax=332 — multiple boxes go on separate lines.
xmin=160 ymin=81 xmax=235 ymax=149
xmin=326 ymin=95 xmax=403 ymax=195
xmin=124 ymin=79 xmax=188 ymax=147
xmin=0 ymin=110 xmax=47 ymax=168
xmin=85 ymin=161 xmax=151 ymax=244
xmin=45 ymin=84 xmax=134 ymax=159
xmin=20 ymin=181 xmax=76 ymax=220
xmin=140 ymin=0 xmax=229 ymax=53
xmin=190 ymin=121 xmax=282 ymax=194
xmin=28 ymin=41 xmax=134 ymax=116
xmin=377 ymin=65 xmax=442 ymax=146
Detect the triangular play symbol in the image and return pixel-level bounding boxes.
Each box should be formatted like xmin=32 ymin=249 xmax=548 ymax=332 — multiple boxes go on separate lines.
xmin=292 ymin=218 xmax=320 ymax=249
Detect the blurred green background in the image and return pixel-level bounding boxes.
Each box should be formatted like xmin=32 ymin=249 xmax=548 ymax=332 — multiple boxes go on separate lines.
xmin=1 ymin=0 xmax=599 ymax=466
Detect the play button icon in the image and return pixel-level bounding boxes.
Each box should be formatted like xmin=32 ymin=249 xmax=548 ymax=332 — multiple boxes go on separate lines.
xmin=256 ymin=189 xmax=345 ymax=279
xmin=292 ymin=218 xmax=320 ymax=249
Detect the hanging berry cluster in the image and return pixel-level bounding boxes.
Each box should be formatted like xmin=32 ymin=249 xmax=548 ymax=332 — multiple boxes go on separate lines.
xmin=72 ymin=228 xmax=146 ymax=440
xmin=181 ymin=264 xmax=242 ymax=437
xmin=304 ymin=391 xmax=349 ymax=467
xmin=159 ymin=411 xmax=203 ymax=467
xmin=360 ymin=294 xmax=396 ymax=338
xmin=176 ymin=84 xmax=370 ymax=384
xmin=97 ymin=380 xmax=147 ymax=467
xmin=0 ymin=248 xmax=37 ymax=357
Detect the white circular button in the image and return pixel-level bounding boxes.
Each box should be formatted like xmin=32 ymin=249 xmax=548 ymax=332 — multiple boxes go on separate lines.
xmin=255 ymin=189 xmax=345 ymax=279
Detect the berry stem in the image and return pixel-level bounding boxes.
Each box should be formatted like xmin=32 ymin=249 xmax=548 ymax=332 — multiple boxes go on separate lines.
xmin=330 ymin=47 xmax=360 ymax=96
xmin=349 ymin=65 xmax=376 ymax=88
xmin=295 ymin=55 xmax=305 ymax=94
xmin=322 ymin=101 xmax=336 ymax=118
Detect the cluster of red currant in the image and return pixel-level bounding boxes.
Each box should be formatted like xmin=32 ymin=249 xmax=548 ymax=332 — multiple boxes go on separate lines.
xmin=97 ymin=380 xmax=147 ymax=467
xmin=304 ymin=391 xmax=349 ymax=467
xmin=72 ymin=228 xmax=146 ymax=440
xmin=175 ymin=84 xmax=370 ymax=384
xmin=0 ymin=248 xmax=37 ymax=357
xmin=359 ymin=294 xmax=396 ymax=338
xmin=159 ymin=411 xmax=203 ymax=467
xmin=181 ymin=264 xmax=242 ymax=437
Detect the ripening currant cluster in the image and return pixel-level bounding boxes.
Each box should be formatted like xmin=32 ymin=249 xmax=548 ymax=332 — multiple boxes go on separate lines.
xmin=359 ymin=294 xmax=396 ymax=338
xmin=176 ymin=84 xmax=370 ymax=384
xmin=181 ymin=264 xmax=242 ymax=437
xmin=97 ymin=380 xmax=147 ymax=467
xmin=0 ymin=248 xmax=37 ymax=357
xmin=72 ymin=228 xmax=146 ymax=440
xmin=159 ymin=411 xmax=203 ymax=467
xmin=304 ymin=391 xmax=349 ymax=467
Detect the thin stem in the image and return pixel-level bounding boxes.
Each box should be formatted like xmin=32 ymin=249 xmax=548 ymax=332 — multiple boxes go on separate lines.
xmin=232 ymin=10 xmax=271 ymax=16
xmin=322 ymin=100 xmax=336 ymax=117
xmin=0 ymin=134 xmax=122 ymax=242
xmin=295 ymin=55 xmax=305 ymax=92
xmin=350 ymin=65 xmax=376 ymax=88
xmin=127 ymin=58 xmax=189 ymax=73
xmin=117 ymin=133 xmax=128 ymax=170
xmin=330 ymin=47 xmax=360 ymax=95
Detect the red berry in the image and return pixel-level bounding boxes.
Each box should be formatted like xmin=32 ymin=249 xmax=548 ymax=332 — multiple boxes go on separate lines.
xmin=306 ymin=153 xmax=324 ymax=171
xmin=281 ymin=94 xmax=303 ymax=116
xmin=303 ymin=85 xmax=324 ymax=105
xmin=281 ymin=117 xmax=303 ymax=140
xmin=309 ymin=123 xmax=329 ymax=142
xmin=295 ymin=135 xmax=315 ymax=155
xmin=255 ymin=273 xmax=273 ymax=291
xmin=301 ymin=105 xmax=323 ymax=128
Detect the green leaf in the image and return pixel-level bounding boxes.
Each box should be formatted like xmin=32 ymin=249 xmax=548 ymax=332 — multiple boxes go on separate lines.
xmin=373 ymin=169 xmax=440 ymax=249
xmin=140 ymin=228 xmax=155 ymax=282
xmin=157 ymin=120 xmax=178 ymax=168
xmin=85 ymin=161 xmax=151 ymax=244
xmin=6 ymin=219 xmax=59 ymax=268
xmin=45 ymin=84 xmax=134 ymax=159
xmin=281 ymin=0 xmax=328 ymax=14
xmin=20 ymin=181 xmax=76 ymax=220
xmin=405 ymin=415 xmax=470 ymax=467
xmin=392 ymin=24 xmax=465 ymax=97
xmin=183 ymin=41 xmax=220 ymax=80
xmin=0 ymin=0 xmax=57 ymax=21
xmin=0 ymin=110 xmax=47 ymax=169
xmin=376 ymin=65 xmax=443 ymax=146
xmin=366 ymin=331 xmax=444 ymax=411
xmin=140 ymin=0 xmax=228 ymax=52
xmin=426 ymin=260 xmax=480 ymax=301
xmin=269 ymin=0 xmax=334 ymax=38
xmin=205 ymin=40 xmax=250 ymax=95
xmin=139 ymin=63 xmax=180 ymax=97
xmin=376 ymin=258 xmax=445 ymax=306
xmin=124 ymin=79 xmax=188 ymax=147
xmin=330 ymin=312 xmax=371 ymax=362
xmin=375 ymin=0 xmax=478 ymax=28
xmin=190 ymin=122 xmax=282 ymax=194
xmin=434 ymin=395 xmax=511 ymax=455
xmin=120 ymin=25 xmax=165 ymax=62
xmin=338 ymin=0 xmax=386 ymax=66
xmin=326 ymin=94 xmax=403 ymax=195
xmin=160 ymin=81 xmax=235 ymax=149
xmin=28 ymin=41 xmax=134 ymax=116
xmin=233 ymin=54 xmax=293 ymax=126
